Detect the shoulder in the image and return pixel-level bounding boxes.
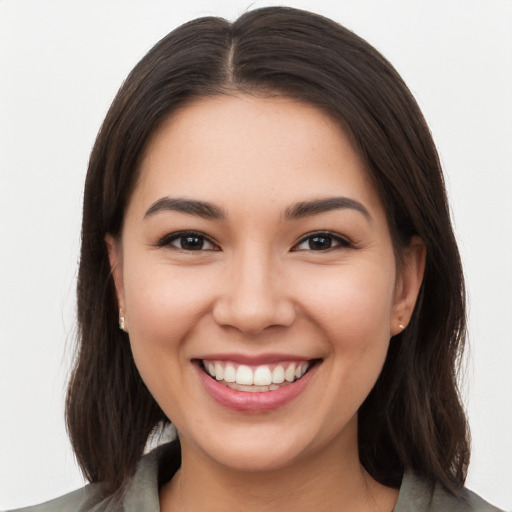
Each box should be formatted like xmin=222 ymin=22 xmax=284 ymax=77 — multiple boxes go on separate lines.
xmin=4 ymin=484 xmax=110 ymax=512
xmin=395 ymin=471 xmax=504 ymax=512
xmin=4 ymin=442 xmax=181 ymax=512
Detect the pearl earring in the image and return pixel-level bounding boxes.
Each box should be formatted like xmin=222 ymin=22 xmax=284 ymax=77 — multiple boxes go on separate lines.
xmin=119 ymin=310 xmax=126 ymax=331
xmin=398 ymin=323 xmax=405 ymax=330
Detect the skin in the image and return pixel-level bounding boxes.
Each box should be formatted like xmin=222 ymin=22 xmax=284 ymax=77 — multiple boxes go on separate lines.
xmin=106 ymin=95 xmax=425 ymax=512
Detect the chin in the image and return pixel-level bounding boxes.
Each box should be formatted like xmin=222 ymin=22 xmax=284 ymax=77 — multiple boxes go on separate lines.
xmin=208 ymin=439 xmax=309 ymax=473
xmin=178 ymin=420 xmax=319 ymax=473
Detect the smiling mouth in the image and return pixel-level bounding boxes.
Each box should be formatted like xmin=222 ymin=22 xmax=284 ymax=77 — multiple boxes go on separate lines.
xmin=198 ymin=359 xmax=318 ymax=393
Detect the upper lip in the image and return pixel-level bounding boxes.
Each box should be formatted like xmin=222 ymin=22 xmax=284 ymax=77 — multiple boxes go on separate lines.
xmin=193 ymin=353 xmax=317 ymax=365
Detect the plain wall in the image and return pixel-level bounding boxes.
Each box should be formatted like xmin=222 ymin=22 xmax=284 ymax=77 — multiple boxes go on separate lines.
xmin=1 ymin=0 xmax=511 ymax=509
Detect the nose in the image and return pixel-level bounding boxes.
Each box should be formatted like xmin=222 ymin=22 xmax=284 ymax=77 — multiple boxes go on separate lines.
xmin=212 ymin=251 xmax=296 ymax=336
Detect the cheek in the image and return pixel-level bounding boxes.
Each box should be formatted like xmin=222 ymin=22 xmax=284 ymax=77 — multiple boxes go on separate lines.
xmin=330 ymin=269 xmax=395 ymax=398
xmin=121 ymin=263 xmax=219 ymax=423
xmin=297 ymin=264 xmax=396 ymax=428
xmin=296 ymin=261 xmax=396 ymax=352
xmin=125 ymin=263 xmax=213 ymax=332
xmin=122 ymin=262 xmax=216 ymax=380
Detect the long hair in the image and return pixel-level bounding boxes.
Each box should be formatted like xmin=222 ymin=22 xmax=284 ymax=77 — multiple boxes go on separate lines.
xmin=66 ymin=6 xmax=469 ymax=495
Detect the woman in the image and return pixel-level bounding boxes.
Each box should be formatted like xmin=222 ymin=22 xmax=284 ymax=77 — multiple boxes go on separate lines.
xmin=11 ymin=6 xmax=503 ymax=511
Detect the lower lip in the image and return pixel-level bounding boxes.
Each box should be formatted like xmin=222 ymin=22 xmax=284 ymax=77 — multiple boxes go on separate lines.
xmin=195 ymin=363 xmax=318 ymax=412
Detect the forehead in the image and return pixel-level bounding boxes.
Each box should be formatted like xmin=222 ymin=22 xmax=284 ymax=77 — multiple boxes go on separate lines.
xmin=132 ymin=94 xmax=384 ymax=219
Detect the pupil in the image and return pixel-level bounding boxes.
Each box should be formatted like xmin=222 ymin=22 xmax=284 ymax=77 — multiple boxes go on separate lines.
xmin=182 ymin=236 xmax=202 ymax=250
xmin=309 ymin=236 xmax=331 ymax=250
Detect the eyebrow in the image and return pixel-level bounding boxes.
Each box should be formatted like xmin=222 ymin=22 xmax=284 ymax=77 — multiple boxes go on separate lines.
xmin=284 ymin=197 xmax=371 ymax=221
xmin=144 ymin=197 xmax=226 ymax=220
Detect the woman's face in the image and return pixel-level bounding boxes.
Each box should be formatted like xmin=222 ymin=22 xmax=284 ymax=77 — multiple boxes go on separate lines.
xmin=107 ymin=95 xmax=423 ymax=472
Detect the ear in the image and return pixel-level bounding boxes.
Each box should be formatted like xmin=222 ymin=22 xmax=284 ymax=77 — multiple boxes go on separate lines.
xmin=390 ymin=236 xmax=426 ymax=336
xmin=105 ymin=233 xmax=127 ymax=330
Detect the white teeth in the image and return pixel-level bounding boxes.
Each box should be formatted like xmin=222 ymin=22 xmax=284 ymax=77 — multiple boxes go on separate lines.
xmin=235 ymin=365 xmax=254 ymax=385
xmin=223 ymin=364 xmax=236 ymax=383
xmin=284 ymin=364 xmax=296 ymax=382
xmin=203 ymin=360 xmax=312 ymax=387
xmin=272 ymin=365 xmax=285 ymax=384
xmin=214 ymin=362 xmax=224 ymax=381
xmin=253 ymin=365 xmax=272 ymax=386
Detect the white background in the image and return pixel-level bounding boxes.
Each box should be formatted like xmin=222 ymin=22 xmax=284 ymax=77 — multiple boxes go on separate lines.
xmin=0 ymin=0 xmax=511 ymax=510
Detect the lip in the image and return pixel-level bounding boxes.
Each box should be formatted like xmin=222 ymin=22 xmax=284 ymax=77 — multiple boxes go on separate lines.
xmin=194 ymin=359 xmax=319 ymax=412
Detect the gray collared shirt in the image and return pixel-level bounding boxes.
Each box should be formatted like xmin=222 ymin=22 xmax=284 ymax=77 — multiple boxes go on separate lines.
xmin=7 ymin=442 xmax=503 ymax=512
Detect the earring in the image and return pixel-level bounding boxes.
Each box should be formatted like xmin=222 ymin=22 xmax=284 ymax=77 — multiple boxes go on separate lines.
xmin=119 ymin=309 xmax=126 ymax=331
xmin=398 ymin=323 xmax=405 ymax=330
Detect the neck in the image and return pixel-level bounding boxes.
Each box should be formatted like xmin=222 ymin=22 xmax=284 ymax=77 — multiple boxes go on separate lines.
xmin=159 ymin=424 xmax=398 ymax=512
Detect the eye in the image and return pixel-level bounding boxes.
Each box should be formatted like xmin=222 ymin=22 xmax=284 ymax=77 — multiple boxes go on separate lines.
xmin=156 ymin=231 xmax=218 ymax=251
xmin=292 ymin=232 xmax=352 ymax=251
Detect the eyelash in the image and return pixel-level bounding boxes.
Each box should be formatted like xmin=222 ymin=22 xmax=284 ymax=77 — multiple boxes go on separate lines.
xmin=155 ymin=231 xmax=219 ymax=251
xmin=292 ymin=231 xmax=353 ymax=252
xmin=155 ymin=230 xmax=353 ymax=252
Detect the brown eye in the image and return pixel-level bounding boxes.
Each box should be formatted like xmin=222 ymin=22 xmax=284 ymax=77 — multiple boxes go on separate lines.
xmin=293 ymin=232 xmax=351 ymax=251
xmin=306 ymin=235 xmax=334 ymax=250
xmin=157 ymin=231 xmax=218 ymax=251
xmin=174 ymin=235 xmax=208 ymax=250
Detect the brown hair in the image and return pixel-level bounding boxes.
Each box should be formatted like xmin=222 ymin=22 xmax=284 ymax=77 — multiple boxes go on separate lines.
xmin=67 ymin=6 xmax=469 ymax=495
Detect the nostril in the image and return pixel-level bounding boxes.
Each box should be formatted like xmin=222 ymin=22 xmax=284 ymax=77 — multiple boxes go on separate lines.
xmin=212 ymin=297 xmax=296 ymax=335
